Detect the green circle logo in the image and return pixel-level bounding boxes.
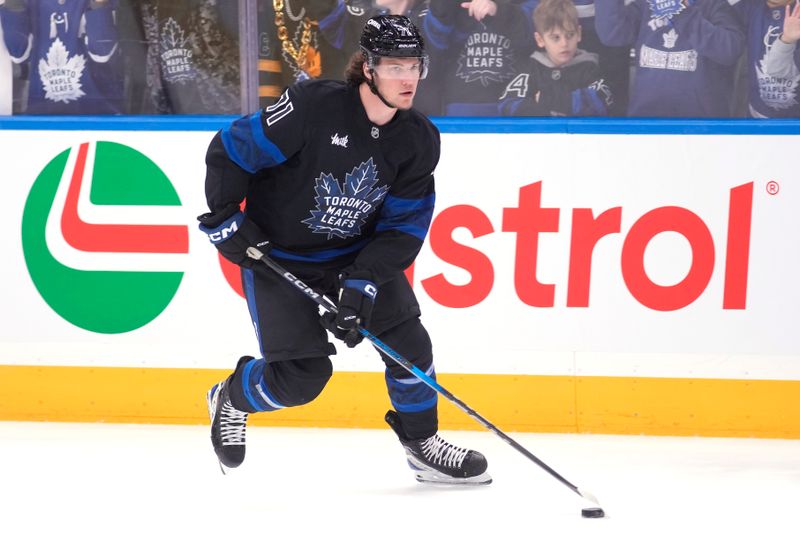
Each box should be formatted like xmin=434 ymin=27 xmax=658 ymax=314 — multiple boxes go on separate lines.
xmin=22 ymin=141 xmax=189 ymax=334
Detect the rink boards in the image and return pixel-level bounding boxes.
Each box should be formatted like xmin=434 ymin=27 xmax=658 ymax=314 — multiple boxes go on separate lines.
xmin=0 ymin=118 xmax=798 ymax=438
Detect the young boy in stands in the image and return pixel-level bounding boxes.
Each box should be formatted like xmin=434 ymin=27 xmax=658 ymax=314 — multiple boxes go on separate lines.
xmin=498 ymin=0 xmax=612 ymax=116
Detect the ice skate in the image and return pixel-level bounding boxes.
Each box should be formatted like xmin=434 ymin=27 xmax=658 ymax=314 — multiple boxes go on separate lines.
xmin=385 ymin=410 xmax=492 ymax=485
xmin=207 ymin=378 xmax=249 ymax=473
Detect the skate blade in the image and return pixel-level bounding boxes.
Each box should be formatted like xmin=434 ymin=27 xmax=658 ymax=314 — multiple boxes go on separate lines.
xmin=414 ymin=471 xmax=493 ymax=486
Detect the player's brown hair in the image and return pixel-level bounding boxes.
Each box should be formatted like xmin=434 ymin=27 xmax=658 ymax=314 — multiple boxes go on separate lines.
xmin=345 ymin=51 xmax=369 ymax=86
xmin=533 ymin=0 xmax=580 ymax=35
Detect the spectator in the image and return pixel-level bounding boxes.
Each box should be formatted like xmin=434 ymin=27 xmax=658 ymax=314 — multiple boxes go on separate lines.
xmin=595 ymin=0 xmax=745 ymax=117
xmin=256 ymin=0 xmax=345 ymax=107
xmin=124 ymin=0 xmax=239 ymax=114
xmin=424 ymin=0 xmax=537 ymax=115
xmin=761 ymin=0 xmax=800 ymax=114
xmin=0 ymin=0 xmax=123 ymax=114
xmin=498 ymin=0 xmax=612 ymax=116
xmin=524 ymin=0 xmax=631 ymax=116
xmin=734 ymin=0 xmax=799 ymax=117
xmin=317 ymin=0 xmax=429 ymax=77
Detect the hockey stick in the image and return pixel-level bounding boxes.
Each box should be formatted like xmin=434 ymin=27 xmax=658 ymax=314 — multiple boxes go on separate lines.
xmin=245 ymin=246 xmax=601 ymax=507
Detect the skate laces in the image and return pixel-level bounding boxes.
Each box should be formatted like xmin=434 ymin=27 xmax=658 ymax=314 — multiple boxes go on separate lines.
xmin=420 ymin=434 xmax=469 ymax=468
xmin=219 ymin=400 xmax=248 ymax=446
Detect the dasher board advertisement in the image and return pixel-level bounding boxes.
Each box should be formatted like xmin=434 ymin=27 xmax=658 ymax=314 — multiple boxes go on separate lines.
xmin=0 ymin=130 xmax=797 ymax=382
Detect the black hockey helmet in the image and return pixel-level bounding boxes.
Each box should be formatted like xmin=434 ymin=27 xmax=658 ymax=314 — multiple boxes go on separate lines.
xmin=360 ymin=15 xmax=429 ymax=80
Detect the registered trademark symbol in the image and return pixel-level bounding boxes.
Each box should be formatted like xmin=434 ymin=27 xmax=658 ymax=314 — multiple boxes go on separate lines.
xmin=766 ymin=181 xmax=780 ymax=195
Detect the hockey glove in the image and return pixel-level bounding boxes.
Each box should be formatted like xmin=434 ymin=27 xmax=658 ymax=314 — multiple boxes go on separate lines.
xmin=321 ymin=276 xmax=378 ymax=348
xmin=198 ymin=205 xmax=272 ymax=268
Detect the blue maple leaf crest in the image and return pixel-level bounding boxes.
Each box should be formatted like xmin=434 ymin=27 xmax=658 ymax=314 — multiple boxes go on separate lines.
xmin=302 ymin=158 xmax=389 ymax=239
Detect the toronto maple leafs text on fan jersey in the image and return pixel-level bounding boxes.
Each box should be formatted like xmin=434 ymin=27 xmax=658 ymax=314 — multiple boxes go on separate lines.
xmin=0 ymin=0 xmax=122 ymax=114
xmin=204 ymin=79 xmax=440 ymax=284
xmin=134 ymin=0 xmax=239 ymax=114
xmin=422 ymin=0 xmax=537 ymax=116
xmin=734 ymin=0 xmax=800 ymax=118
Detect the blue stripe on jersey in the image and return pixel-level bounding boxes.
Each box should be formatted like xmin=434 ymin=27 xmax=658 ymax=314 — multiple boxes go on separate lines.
xmin=241 ymin=357 xmax=263 ymax=411
xmin=242 ymin=267 xmax=265 ymax=355
xmin=385 ymin=366 xmax=438 ymax=413
xmin=220 ymin=113 xmax=287 ymax=173
xmin=375 ymin=193 xmax=435 ymax=241
xmin=269 ymin=239 xmax=369 ymax=262
xmin=241 ymin=358 xmax=286 ymax=412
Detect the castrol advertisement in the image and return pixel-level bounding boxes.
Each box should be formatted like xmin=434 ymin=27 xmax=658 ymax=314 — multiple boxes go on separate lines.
xmin=0 ymin=129 xmax=797 ymax=381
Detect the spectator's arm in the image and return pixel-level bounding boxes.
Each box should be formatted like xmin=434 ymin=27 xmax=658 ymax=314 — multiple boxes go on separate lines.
xmin=594 ymin=0 xmax=642 ymax=47
xmin=423 ymin=0 xmax=461 ymax=50
xmin=0 ymin=1 xmax=32 ymax=62
xmin=763 ymin=38 xmax=799 ymax=80
xmin=317 ymin=0 xmax=350 ymax=50
xmin=569 ymin=74 xmax=613 ymax=117
xmin=84 ymin=1 xmax=119 ymax=62
xmin=670 ymin=2 xmax=745 ymax=66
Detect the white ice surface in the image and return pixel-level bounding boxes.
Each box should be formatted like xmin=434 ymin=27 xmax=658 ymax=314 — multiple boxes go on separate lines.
xmin=1 ymin=422 xmax=798 ymax=533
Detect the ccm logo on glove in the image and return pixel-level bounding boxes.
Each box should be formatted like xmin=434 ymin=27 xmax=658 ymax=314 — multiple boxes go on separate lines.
xmin=203 ymin=212 xmax=244 ymax=243
xmin=197 ymin=206 xmax=271 ymax=268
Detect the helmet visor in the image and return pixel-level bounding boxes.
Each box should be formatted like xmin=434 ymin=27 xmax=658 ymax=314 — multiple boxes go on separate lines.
xmin=367 ymin=54 xmax=429 ymax=80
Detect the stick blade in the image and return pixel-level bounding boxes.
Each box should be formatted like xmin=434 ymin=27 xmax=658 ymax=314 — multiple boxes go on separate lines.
xmin=577 ymin=488 xmax=599 ymax=505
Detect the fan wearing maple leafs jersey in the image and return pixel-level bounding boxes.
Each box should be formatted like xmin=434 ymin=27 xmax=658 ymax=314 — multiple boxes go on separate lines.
xmin=733 ymin=0 xmax=800 ymax=118
xmin=0 ymin=0 xmax=122 ymax=114
xmin=197 ymin=15 xmax=491 ymax=485
xmin=595 ymin=0 xmax=745 ymax=117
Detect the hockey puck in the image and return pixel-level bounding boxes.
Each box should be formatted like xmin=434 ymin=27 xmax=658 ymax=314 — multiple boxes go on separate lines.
xmin=581 ymin=507 xmax=605 ymax=518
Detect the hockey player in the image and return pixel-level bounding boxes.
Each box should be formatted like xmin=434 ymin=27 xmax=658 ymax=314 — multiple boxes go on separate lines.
xmin=198 ymin=14 xmax=491 ymax=485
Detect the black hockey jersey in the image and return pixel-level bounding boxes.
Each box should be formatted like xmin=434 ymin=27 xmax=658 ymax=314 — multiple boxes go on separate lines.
xmin=204 ymin=79 xmax=440 ymax=284
xmin=498 ymin=49 xmax=613 ymax=116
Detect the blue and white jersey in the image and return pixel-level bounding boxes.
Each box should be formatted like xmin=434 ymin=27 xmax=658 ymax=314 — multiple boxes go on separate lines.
xmin=0 ymin=0 xmax=122 ymax=114
xmin=595 ymin=0 xmax=745 ymax=117
xmin=733 ymin=0 xmax=800 ymax=118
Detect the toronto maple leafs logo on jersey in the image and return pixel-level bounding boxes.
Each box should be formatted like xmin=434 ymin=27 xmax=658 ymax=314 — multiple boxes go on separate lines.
xmin=302 ymin=158 xmax=389 ymax=239
xmin=457 ymin=31 xmax=516 ymax=86
xmin=160 ymin=18 xmax=196 ymax=84
xmin=39 ymin=38 xmax=86 ymax=103
xmin=648 ymin=0 xmax=685 ymax=21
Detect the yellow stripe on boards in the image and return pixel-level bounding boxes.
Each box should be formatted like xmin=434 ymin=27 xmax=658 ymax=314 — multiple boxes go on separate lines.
xmin=0 ymin=366 xmax=798 ymax=438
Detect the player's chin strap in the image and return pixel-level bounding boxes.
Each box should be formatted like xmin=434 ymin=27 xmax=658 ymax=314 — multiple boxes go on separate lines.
xmin=367 ymin=71 xmax=396 ymax=109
